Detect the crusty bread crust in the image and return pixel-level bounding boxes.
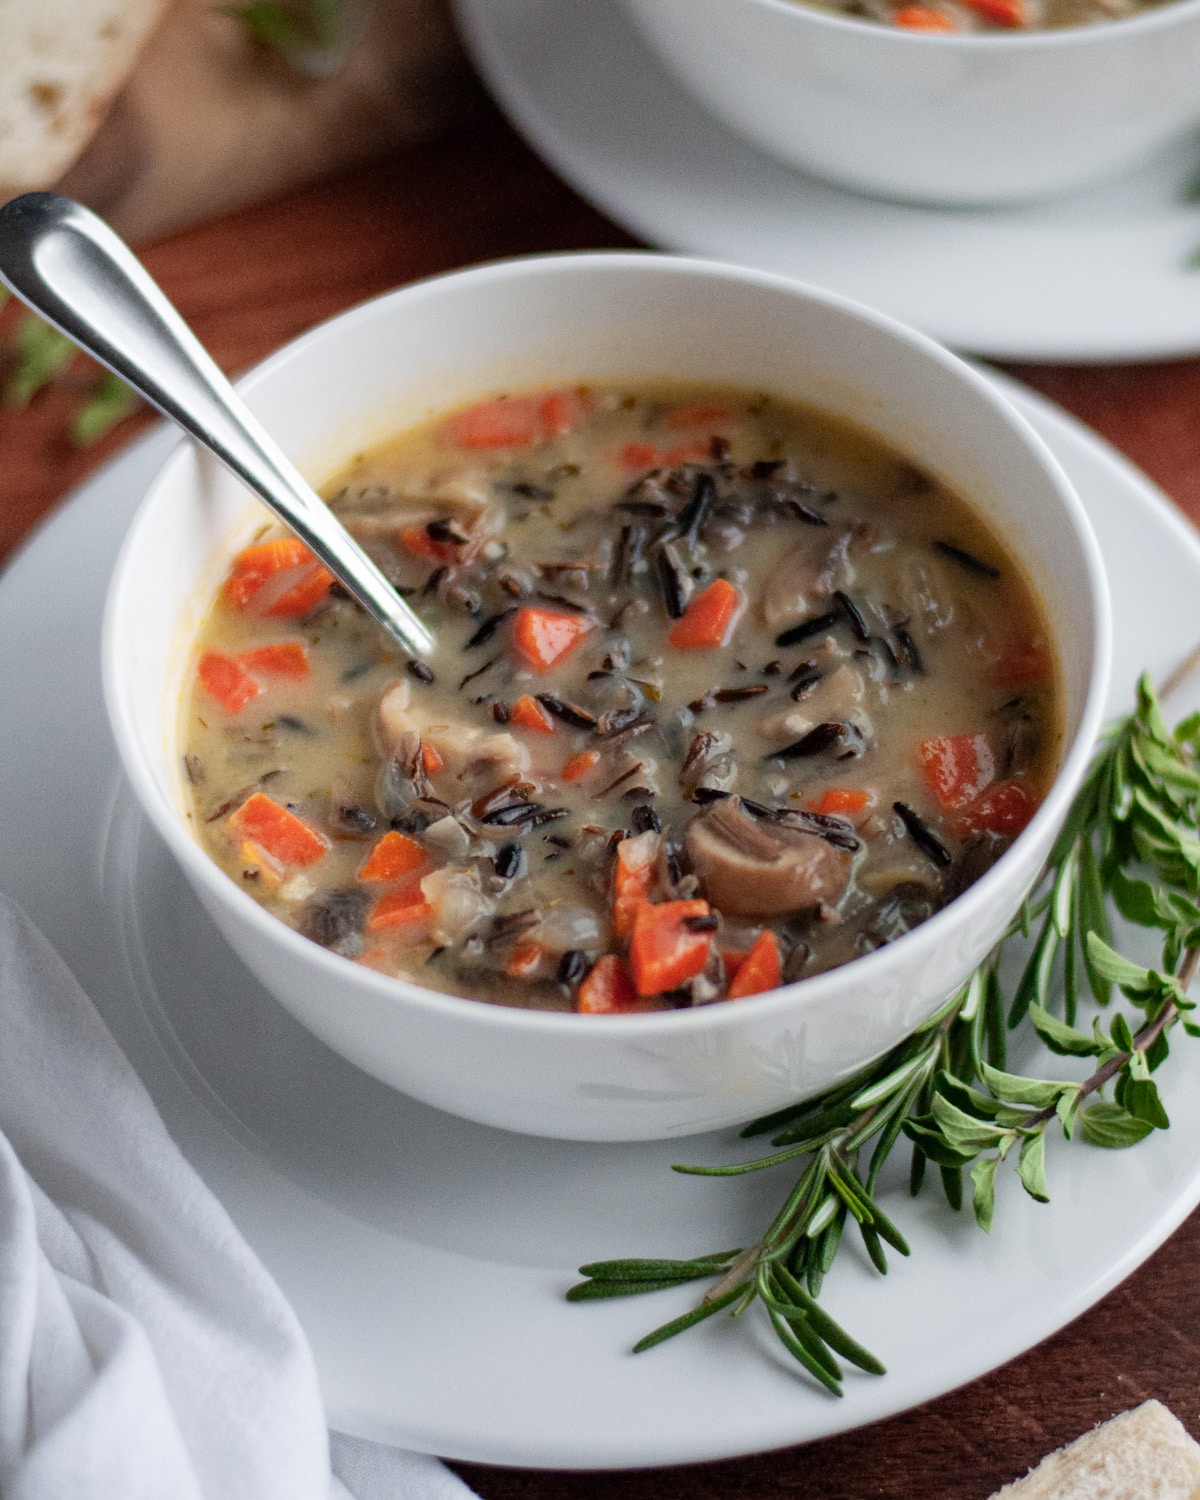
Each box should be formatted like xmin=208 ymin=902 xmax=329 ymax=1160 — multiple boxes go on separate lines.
xmin=0 ymin=0 xmax=166 ymax=196
xmin=990 ymin=1401 xmax=1200 ymax=1499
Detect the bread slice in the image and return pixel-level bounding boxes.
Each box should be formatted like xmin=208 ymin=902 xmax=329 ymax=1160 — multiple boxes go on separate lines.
xmin=990 ymin=1401 xmax=1200 ymax=1499
xmin=0 ymin=0 xmax=166 ymax=197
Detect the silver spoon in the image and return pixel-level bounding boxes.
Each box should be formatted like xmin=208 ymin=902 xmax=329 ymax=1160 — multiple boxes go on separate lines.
xmin=0 ymin=192 xmax=434 ymax=658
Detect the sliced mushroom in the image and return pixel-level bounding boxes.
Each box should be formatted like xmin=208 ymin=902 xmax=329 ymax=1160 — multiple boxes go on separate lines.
xmin=342 ymin=473 xmax=505 ymax=562
xmin=759 ymin=664 xmax=871 ymax=745
xmin=683 ymin=797 xmax=851 ymax=918
xmin=377 ymin=678 xmax=532 ymax=793
xmin=760 ymin=527 xmax=857 ymax=629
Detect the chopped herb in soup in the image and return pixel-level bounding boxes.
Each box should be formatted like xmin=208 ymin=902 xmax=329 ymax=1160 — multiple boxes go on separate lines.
xmin=819 ymin=0 xmax=1161 ymax=30
xmin=182 ymin=383 xmax=1060 ymax=1013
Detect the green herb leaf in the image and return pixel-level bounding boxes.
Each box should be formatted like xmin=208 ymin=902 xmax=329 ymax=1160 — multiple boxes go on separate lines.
xmin=5 ymin=315 xmax=74 ymax=406
xmin=1078 ymin=1100 xmax=1156 ymax=1149
xmin=73 ymin=373 xmax=138 ymax=445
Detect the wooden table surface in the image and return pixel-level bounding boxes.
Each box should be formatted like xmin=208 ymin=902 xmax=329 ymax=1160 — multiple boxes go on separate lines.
xmin=5 ymin=101 xmax=1200 ymax=1500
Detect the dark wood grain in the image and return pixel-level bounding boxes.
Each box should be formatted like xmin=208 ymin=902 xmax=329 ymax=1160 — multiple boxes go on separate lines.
xmin=5 ymin=97 xmax=1200 ymax=1500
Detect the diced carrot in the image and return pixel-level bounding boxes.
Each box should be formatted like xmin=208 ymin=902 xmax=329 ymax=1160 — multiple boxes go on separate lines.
xmin=990 ymin=636 xmax=1052 ymax=688
xmin=958 ymin=779 xmax=1039 ymax=837
xmin=512 ymin=607 xmax=594 ymax=672
xmin=668 ymin=578 xmax=743 ymax=650
xmin=577 ymin=954 xmax=639 ymax=1015
xmin=222 ymin=538 xmax=333 ymax=618
xmin=400 ymin=525 xmax=455 ymax=563
xmin=504 ymin=943 xmax=546 ymax=980
xmin=358 ymin=830 xmax=427 ymax=882
xmin=366 ymin=886 xmax=434 ymax=933
xmin=510 ymin=693 xmax=557 ymax=734
xmin=806 ymin=788 xmax=872 ymax=818
xmin=617 ymin=441 xmax=659 ymax=473
xmin=630 ymin=899 xmax=713 ymax=996
xmin=197 ymin=651 xmax=260 ymax=714
xmin=238 ymin=642 xmax=311 ymax=680
xmin=893 ymin=4 xmax=956 ymax=26
xmin=961 ymin=0 xmax=1025 ymax=23
xmin=539 ymin=389 xmax=590 ymax=437
xmin=919 ymin=734 xmax=995 ymax=811
xmin=228 ymin=792 xmax=328 ymax=867
xmin=562 ymin=749 xmax=600 ymax=783
xmin=612 ymin=829 xmax=660 ymax=937
xmin=666 ymin=403 xmax=734 ymax=430
xmin=443 ymin=389 xmax=588 ymax=451
xmin=615 ymin=438 xmax=712 ymax=474
xmin=422 ymin=742 xmax=444 ymax=775
xmin=720 ymin=948 xmax=747 ymax=985
xmin=728 ymin=930 xmax=782 ymax=1000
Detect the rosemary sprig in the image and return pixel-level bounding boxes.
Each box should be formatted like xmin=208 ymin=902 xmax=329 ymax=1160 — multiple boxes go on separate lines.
xmin=570 ymin=670 xmax=1200 ymax=1394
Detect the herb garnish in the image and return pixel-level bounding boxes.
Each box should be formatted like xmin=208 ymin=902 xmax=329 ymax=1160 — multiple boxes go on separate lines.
xmin=570 ymin=667 xmax=1200 ymax=1396
xmin=1 ymin=291 xmax=140 ymax=445
xmin=221 ymin=0 xmax=351 ymax=75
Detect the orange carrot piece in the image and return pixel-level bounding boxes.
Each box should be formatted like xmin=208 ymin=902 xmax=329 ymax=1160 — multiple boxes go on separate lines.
xmin=400 ymin=525 xmax=455 ymax=563
xmin=720 ymin=948 xmax=747 ymax=985
xmin=444 ymin=395 xmax=542 ymax=450
xmin=919 ymin=734 xmax=995 ymax=811
xmin=222 ymin=538 xmax=333 ymax=618
xmin=444 ymin=389 xmax=587 ymax=451
xmin=666 ymin=403 xmax=733 ymax=429
xmin=893 ymin=5 xmax=956 ymax=26
xmin=990 ymin=636 xmax=1052 ymax=688
xmin=961 ymin=0 xmax=1025 ymax=23
xmin=358 ymin=830 xmax=427 ymax=882
xmin=504 ymin=943 xmax=547 ymax=980
xmin=806 ymin=788 xmax=871 ymax=818
xmin=668 ymin=578 xmax=743 ymax=650
xmin=228 ymin=792 xmax=328 ymax=867
xmin=728 ymin=931 xmax=782 ymax=1000
xmin=577 ymin=954 xmax=639 ymax=1015
xmin=562 ymin=748 xmax=600 ymax=783
xmin=661 ymin=440 xmax=713 ymax=467
xmin=510 ymin=694 xmax=557 ymax=734
xmin=237 ymin=642 xmax=311 ymax=680
xmin=197 ymin=651 xmax=260 ymax=714
xmin=421 ymin=742 xmax=444 ymax=775
xmin=512 ymin=607 xmax=594 ymax=673
xmin=617 ymin=441 xmax=659 ymax=473
xmin=612 ymin=830 xmax=660 ymax=937
xmin=958 ymin=779 xmax=1039 ymax=837
xmin=366 ymin=887 xmax=433 ymax=933
xmin=630 ymin=899 xmax=713 ymax=996
xmin=539 ymin=389 xmax=590 ymax=437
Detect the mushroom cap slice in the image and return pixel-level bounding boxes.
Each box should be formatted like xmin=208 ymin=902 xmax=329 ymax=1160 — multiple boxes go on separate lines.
xmin=683 ymin=797 xmax=851 ymax=919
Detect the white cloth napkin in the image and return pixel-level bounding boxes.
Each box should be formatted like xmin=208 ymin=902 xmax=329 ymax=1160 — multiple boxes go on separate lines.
xmin=0 ymin=894 xmax=479 ymax=1500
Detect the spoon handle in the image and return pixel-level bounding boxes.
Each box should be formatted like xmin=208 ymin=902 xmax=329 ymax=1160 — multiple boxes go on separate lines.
xmin=0 ymin=192 xmax=434 ymax=658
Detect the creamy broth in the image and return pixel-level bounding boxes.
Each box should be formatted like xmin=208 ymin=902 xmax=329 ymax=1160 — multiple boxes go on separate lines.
xmin=809 ymin=0 xmax=1166 ymax=30
xmin=182 ymin=383 xmax=1060 ymax=1013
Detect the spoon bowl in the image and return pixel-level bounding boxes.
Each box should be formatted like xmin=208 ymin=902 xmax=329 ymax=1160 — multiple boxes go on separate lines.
xmin=0 ymin=192 xmax=432 ymax=658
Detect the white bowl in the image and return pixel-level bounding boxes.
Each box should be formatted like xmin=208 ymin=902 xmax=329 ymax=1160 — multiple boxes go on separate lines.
xmin=102 ymin=252 xmax=1110 ymax=1140
xmin=623 ymin=0 xmax=1200 ymax=205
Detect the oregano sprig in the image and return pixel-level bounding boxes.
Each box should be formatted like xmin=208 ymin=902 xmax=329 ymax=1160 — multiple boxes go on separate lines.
xmin=570 ymin=671 xmax=1200 ymax=1395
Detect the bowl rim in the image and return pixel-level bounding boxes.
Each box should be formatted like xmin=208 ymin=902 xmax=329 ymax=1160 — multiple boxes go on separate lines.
xmin=630 ymin=0 xmax=1200 ymax=51
xmin=102 ymin=248 xmax=1113 ymax=1042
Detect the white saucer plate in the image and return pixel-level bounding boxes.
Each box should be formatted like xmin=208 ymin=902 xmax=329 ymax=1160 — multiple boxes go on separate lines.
xmin=453 ymin=0 xmax=1200 ymax=362
xmin=3 ymin=378 xmax=1200 ymax=1469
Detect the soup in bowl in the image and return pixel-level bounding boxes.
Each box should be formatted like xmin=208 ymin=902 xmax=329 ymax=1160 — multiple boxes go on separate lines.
xmin=622 ymin=0 xmax=1200 ymax=204
xmin=102 ymin=252 xmax=1110 ymax=1139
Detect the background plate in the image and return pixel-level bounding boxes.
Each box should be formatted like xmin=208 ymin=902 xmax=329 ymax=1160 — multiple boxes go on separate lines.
xmin=453 ymin=0 xmax=1200 ymax=362
xmin=2 ymin=379 xmax=1200 ymax=1467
